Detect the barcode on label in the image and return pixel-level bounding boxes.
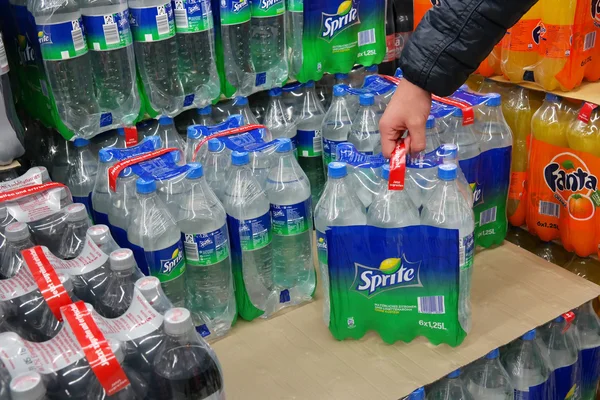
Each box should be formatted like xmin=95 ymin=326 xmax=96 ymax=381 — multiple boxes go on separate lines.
xmin=156 ymin=13 xmax=170 ymax=35
xmin=418 ymin=296 xmax=445 ymax=314
xmin=358 ymin=28 xmax=375 ymax=46
xmin=183 ymin=240 xmax=199 ymax=261
xmin=174 ymin=9 xmax=188 ymax=28
xmin=0 ymin=38 xmax=8 ymax=72
xmin=103 ymin=23 xmax=120 ymax=45
xmin=71 ymin=28 xmax=85 ymax=51
xmin=584 ymin=31 xmax=596 ymax=51
xmin=539 ymin=201 xmax=559 ymax=217
xmin=313 ymin=137 xmax=323 ymax=152
xmin=480 ymin=206 xmax=497 ymax=226
xmin=459 ymin=242 xmax=465 ymax=266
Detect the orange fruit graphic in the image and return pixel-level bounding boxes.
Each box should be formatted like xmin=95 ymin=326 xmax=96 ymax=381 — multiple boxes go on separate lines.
xmin=569 ymin=194 xmax=594 ymax=220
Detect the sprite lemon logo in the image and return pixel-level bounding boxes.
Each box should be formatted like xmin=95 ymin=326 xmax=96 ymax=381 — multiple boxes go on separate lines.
xmin=320 ymin=0 xmax=359 ymax=41
xmin=354 ymin=256 xmax=421 ymax=298
xmin=161 ymin=246 xmax=184 ymax=275
xmin=38 ymin=30 xmax=51 ymax=45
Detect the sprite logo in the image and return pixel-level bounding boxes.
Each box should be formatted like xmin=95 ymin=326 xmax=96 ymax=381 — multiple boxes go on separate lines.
xmin=37 ymin=30 xmax=51 ymax=45
xmin=320 ymin=0 xmax=359 ymax=41
xmin=258 ymin=0 xmax=282 ymax=10
xmin=353 ymin=257 xmax=421 ymax=298
xmin=160 ymin=245 xmax=184 ymax=275
xmin=230 ymin=0 xmax=248 ymax=12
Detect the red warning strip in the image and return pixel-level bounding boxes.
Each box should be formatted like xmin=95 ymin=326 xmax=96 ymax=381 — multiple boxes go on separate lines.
xmin=0 ymin=182 xmax=66 ymax=204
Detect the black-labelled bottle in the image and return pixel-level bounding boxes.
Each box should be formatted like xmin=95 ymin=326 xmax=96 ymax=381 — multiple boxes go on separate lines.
xmin=57 ymin=204 xmax=91 ymax=259
xmin=0 ymin=222 xmax=34 ymax=279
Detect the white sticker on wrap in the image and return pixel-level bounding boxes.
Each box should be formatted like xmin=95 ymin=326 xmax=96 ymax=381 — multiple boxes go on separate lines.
xmin=44 ymin=238 xmax=109 ymax=276
xmin=6 ymin=191 xmax=64 ymax=223
xmin=0 ymin=168 xmax=46 ymax=193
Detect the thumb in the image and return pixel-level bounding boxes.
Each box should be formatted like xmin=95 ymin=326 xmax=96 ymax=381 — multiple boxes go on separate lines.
xmin=379 ymin=115 xmax=405 ymax=159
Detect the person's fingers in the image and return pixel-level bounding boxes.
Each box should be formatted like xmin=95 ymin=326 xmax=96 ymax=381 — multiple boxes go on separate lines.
xmin=405 ymin=115 xmax=427 ymax=154
xmin=379 ymin=113 xmax=404 ymax=159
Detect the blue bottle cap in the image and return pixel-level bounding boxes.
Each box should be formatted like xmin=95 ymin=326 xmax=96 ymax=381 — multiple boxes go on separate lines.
xmin=187 ymin=126 xmax=200 ymax=140
xmin=276 ymin=138 xmax=293 ymax=153
xmin=208 ymin=138 xmax=223 ymax=152
xmin=546 ymin=93 xmax=561 ymax=102
xmin=231 ymin=151 xmax=250 ymax=166
xmin=452 ymin=108 xmax=463 ymax=117
xmin=333 ymin=85 xmax=346 ymax=97
xmin=98 ymin=149 xmax=112 ymax=163
xmin=146 ymin=135 xmax=162 ymax=149
xmin=555 ymin=315 xmax=565 ymax=323
xmin=486 ymin=93 xmax=502 ymax=107
xmin=269 ymin=87 xmax=283 ymax=97
xmin=116 ymin=127 xmax=125 ymax=136
xmin=365 ymin=65 xmax=378 ymax=73
xmin=381 ymin=164 xmax=390 ymax=181
xmin=73 ymin=138 xmax=89 ymax=147
xmin=522 ymin=329 xmax=536 ymax=341
xmin=328 ymin=162 xmax=347 ymax=178
xmin=359 ymin=93 xmax=375 ymax=106
xmin=186 ymin=163 xmax=204 ymax=179
xmin=438 ymin=164 xmax=457 ymax=181
xmin=447 ymin=369 xmax=461 ymax=379
xmin=197 ymin=105 xmax=212 ymax=115
xmin=426 ymin=115 xmax=436 ymax=129
xmin=335 ymin=73 xmax=349 ymax=80
xmin=408 ymin=387 xmax=425 ymax=400
xmin=440 ymin=143 xmax=458 ymax=159
xmin=119 ymin=167 xmax=133 ymax=178
xmin=305 ymin=80 xmax=315 ymax=88
xmin=136 ymin=178 xmax=156 ymax=194
xmin=158 ymin=115 xmax=173 ymax=125
xmin=485 ymin=348 xmax=500 ymax=359
xmin=234 ymin=96 xmax=248 ymax=106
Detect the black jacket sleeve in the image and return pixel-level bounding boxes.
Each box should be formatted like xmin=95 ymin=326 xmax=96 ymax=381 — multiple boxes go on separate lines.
xmin=399 ymin=0 xmax=538 ymax=96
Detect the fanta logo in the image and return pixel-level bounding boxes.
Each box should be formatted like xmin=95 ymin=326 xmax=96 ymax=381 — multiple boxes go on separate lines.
xmin=320 ymin=0 xmax=359 ymax=41
xmin=544 ymin=160 xmax=598 ymax=193
xmin=353 ymin=257 xmax=421 ymax=298
xmin=160 ymin=247 xmax=183 ymax=275
xmin=232 ymin=0 xmax=248 ymax=12
xmin=37 ymin=31 xmax=51 ymax=45
xmin=532 ymin=22 xmax=542 ymax=45
xmin=592 ymin=0 xmax=600 ymax=26
xmin=430 ymin=0 xmax=440 ymax=5
xmin=259 ymin=0 xmax=281 ymax=10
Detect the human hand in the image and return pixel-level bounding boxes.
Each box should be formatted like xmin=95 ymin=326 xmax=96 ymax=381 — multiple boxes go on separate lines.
xmin=379 ymin=78 xmax=432 ymax=158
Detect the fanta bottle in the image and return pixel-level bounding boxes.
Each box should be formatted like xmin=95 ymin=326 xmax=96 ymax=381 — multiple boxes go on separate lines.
xmin=465 ymin=74 xmax=484 ymax=92
xmin=487 ymin=40 xmax=505 ymax=76
xmin=501 ymin=2 xmax=542 ymax=82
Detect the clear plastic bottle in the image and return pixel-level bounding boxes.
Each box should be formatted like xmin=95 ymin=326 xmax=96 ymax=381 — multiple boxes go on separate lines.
xmin=91 ymin=149 xmax=115 ymax=226
xmin=190 ymin=105 xmax=215 ymax=127
xmin=97 ymin=248 xmax=144 ymax=318
xmin=31 ymin=0 xmax=100 ymax=134
xmin=91 ymin=127 xmax=126 ymax=151
xmin=348 ymin=93 xmax=381 ymax=155
xmin=315 ymin=75 xmax=333 ymax=111
xmin=231 ymin=96 xmax=259 ymax=125
xmin=367 ymin=164 xmax=419 ymax=228
xmin=438 ymin=143 xmax=473 ymax=205
xmin=282 ymin=81 xmax=304 ymax=122
xmin=427 ymin=369 xmax=474 ymax=400
xmin=65 ymin=138 xmax=98 ymax=218
xmin=80 ymin=0 xmax=139 ymax=123
xmin=26 ymin=188 xmax=72 ymax=255
xmin=109 ymin=167 xmax=138 ymax=249
xmin=135 ymin=276 xmax=173 ymax=314
xmin=150 ymin=308 xmax=224 ymax=398
xmin=0 ymin=222 xmax=34 ymax=279
xmin=87 ymin=224 xmax=119 ymax=254
xmin=249 ymin=150 xmax=272 ymax=191
xmin=50 ymin=139 xmax=72 ymax=185
xmin=249 ymin=0 xmax=287 ymax=86
xmin=266 ymin=139 xmax=314 ymax=290
xmin=220 ymin=0 xmax=253 ymax=91
xmin=202 ymin=139 xmax=231 ymax=203
xmin=57 ymin=203 xmax=92 ymax=259
xmin=178 ymin=163 xmax=235 ymax=337
xmin=223 ymin=151 xmax=274 ymax=301
xmin=156 ymin=116 xmax=186 ymax=156
xmin=286 ymin=0 xmax=302 ymax=79
xmin=9 ymin=371 xmax=48 ymax=400
xmin=441 ymin=109 xmax=481 ymax=190
xmin=132 ymin=178 xmax=187 ymax=306
xmin=334 ymin=73 xmax=351 ymax=86
xmin=185 ymin=125 xmax=205 ymax=163
xmin=322 ymin=85 xmax=352 ymax=167
xmin=405 ymin=115 xmax=441 ymax=209
xmin=575 ymin=301 xmax=600 ymax=400
xmin=129 ymin=0 xmax=183 ymax=115
xmin=421 ymin=164 xmax=474 ymax=333
xmin=314 ymin=162 xmax=367 ymax=325
xmin=464 ymin=348 xmax=514 ymax=399
xmin=264 ymin=87 xmax=296 ymax=141
xmin=296 ymin=80 xmax=326 ymax=207
xmin=501 ymin=329 xmax=552 ymax=398
xmin=249 ymin=91 xmax=269 ymax=124
xmin=74 ymin=226 xmax=112 ymax=304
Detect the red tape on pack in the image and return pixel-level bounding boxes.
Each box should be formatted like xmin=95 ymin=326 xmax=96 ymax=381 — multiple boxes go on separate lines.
xmin=388 ymin=140 xmax=408 ymax=191
xmin=0 ymin=182 xmax=66 ymax=204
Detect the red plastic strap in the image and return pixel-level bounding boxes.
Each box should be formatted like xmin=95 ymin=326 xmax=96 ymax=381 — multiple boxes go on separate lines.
xmin=124 ymin=127 xmax=138 ymax=147
xmin=0 ymin=182 xmax=66 ymax=204
xmin=61 ymin=301 xmax=130 ymax=396
xmin=192 ymin=123 xmax=267 ymax=162
xmin=388 ymin=140 xmax=407 ymax=191
xmin=562 ymin=311 xmax=576 ymax=333
xmin=432 ymin=95 xmax=475 ymax=125
xmin=107 ymin=147 xmax=179 ymax=192
xmin=379 ymin=75 xmax=401 ymax=85
xmin=22 ymin=246 xmax=72 ymax=321
xmin=578 ymin=102 xmax=598 ymax=123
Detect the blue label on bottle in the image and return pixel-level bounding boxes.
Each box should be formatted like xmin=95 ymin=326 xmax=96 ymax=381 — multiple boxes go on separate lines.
xmin=130 ymin=242 xmax=149 ymax=275
xmin=514 ymin=380 xmax=549 ymax=400
xmin=553 ymin=363 xmax=579 ymax=400
xmin=172 ymin=0 xmax=213 ymax=33
xmin=145 ymin=241 xmax=186 ymax=282
xmin=580 ymin=346 xmax=600 ymax=399
xmin=99 ymin=112 xmax=113 ymax=128
xmin=297 ymin=129 xmax=322 ymax=157
xmin=227 ymin=213 xmax=272 ymax=252
xmin=73 ymin=194 xmax=93 ymax=220
xmin=279 ymin=289 xmax=290 ymax=303
xmin=196 ymin=324 xmax=210 ymax=337
xmin=12 ymin=4 xmax=43 ymax=67
xmin=219 ymin=128 xmax=272 ymax=152
xmin=458 ymin=155 xmax=480 ymax=203
xmin=111 ymin=225 xmax=131 ymax=249
xmin=323 ymin=138 xmax=345 ymax=166
xmin=220 ymin=0 xmax=251 ymax=26
xmin=129 ymin=3 xmax=176 ymax=42
xmin=92 ymin=210 xmax=109 ymax=227
xmin=181 ymin=225 xmax=229 ymax=266
xmin=255 ymin=72 xmax=266 ymax=87
xmin=183 ymin=93 xmax=195 ymax=106
xmin=82 ymin=8 xmax=132 ymax=51
xmin=316 ymin=230 xmax=327 ymax=266
xmin=270 ymin=199 xmax=311 ymax=236
xmin=37 ymin=18 xmax=89 ymax=61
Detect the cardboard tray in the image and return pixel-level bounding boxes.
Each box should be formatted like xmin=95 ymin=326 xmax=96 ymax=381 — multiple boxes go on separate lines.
xmin=212 ymin=242 xmax=600 ymax=400
xmin=490 ymin=77 xmax=600 ymax=105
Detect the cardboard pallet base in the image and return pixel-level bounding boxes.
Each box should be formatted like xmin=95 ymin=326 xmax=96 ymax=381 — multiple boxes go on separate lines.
xmin=212 ymin=241 xmax=600 ymax=400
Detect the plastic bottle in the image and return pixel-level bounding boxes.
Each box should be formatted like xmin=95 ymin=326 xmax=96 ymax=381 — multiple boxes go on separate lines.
xmin=31 ymin=0 xmax=100 ymax=133
xmin=334 ymin=73 xmax=351 ymax=86
xmin=87 ymin=224 xmax=119 ymax=254
xmin=132 ymin=178 xmax=187 ymax=306
xmin=286 ymin=0 xmax=303 ymax=79
xmin=178 ymin=163 xmax=235 ymax=337
xmin=202 ymin=139 xmax=231 ymax=203
xmin=232 ymin=96 xmax=259 ymax=125
xmin=568 ymin=108 xmax=600 ymax=157
xmin=405 ymin=115 xmax=441 ymax=209
xmin=426 ymin=369 xmax=474 ymax=400
xmin=574 ymin=301 xmax=600 ymax=400
xmin=296 ymin=80 xmax=326 ymax=207
xmin=501 ymin=329 xmax=552 ymax=398
xmin=368 ymin=164 xmax=419 ymax=228
xmin=407 ymin=387 xmax=425 ymax=400
xmin=91 ymin=149 xmax=114 ymax=226
xmin=150 ymin=308 xmax=224 ymax=398
xmin=65 ymin=138 xmax=97 ymax=218
xmin=97 ymin=248 xmax=144 ymax=318
xmin=129 ymin=0 xmax=183 ymax=115
xmin=135 ymin=276 xmax=173 ymax=314
xmin=50 ymin=139 xmax=72 ymax=185
xmin=322 ymin=85 xmax=352 ymax=167
xmin=219 ymin=0 xmax=252 ymax=91
xmin=224 ymin=151 xmax=274 ymax=302
xmin=26 ymin=188 xmax=72 ymax=254
xmin=249 ymin=0 xmax=287 ymax=86
xmin=80 ymin=0 xmax=139 ymax=121
xmin=266 ymin=139 xmax=314 ymax=289
xmin=9 ymin=371 xmax=48 ymax=400
xmin=156 ymin=116 xmax=186 ymax=156
xmin=438 ymin=144 xmax=474 ymax=210
xmin=90 ymin=127 xmax=126 ymax=151
xmin=282 ymin=81 xmax=304 ymax=122
xmin=348 ymin=94 xmax=381 ymax=155
xmin=57 ymin=203 xmax=92 ymax=259
xmin=464 ymin=348 xmax=514 ymax=399
xmin=190 ymin=105 xmax=215 ymax=127
xmin=394 ymin=0 xmax=412 ymax=61
xmin=314 ymin=162 xmax=367 ymax=325
xmin=249 ymin=150 xmax=273 ymax=191
xmin=264 ymin=87 xmax=296 ymax=141
xmin=379 ymin=0 xmax=397 ymax=76
xmin=0 ymin=222 xmax=34 ymax=279
xmin=421 ymin=164 xmax=474 ymax=333
xmin=109 ymin=167 xmax=138 ymax=249
xmin=473 ymin=94 xmax=513 ymax=248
